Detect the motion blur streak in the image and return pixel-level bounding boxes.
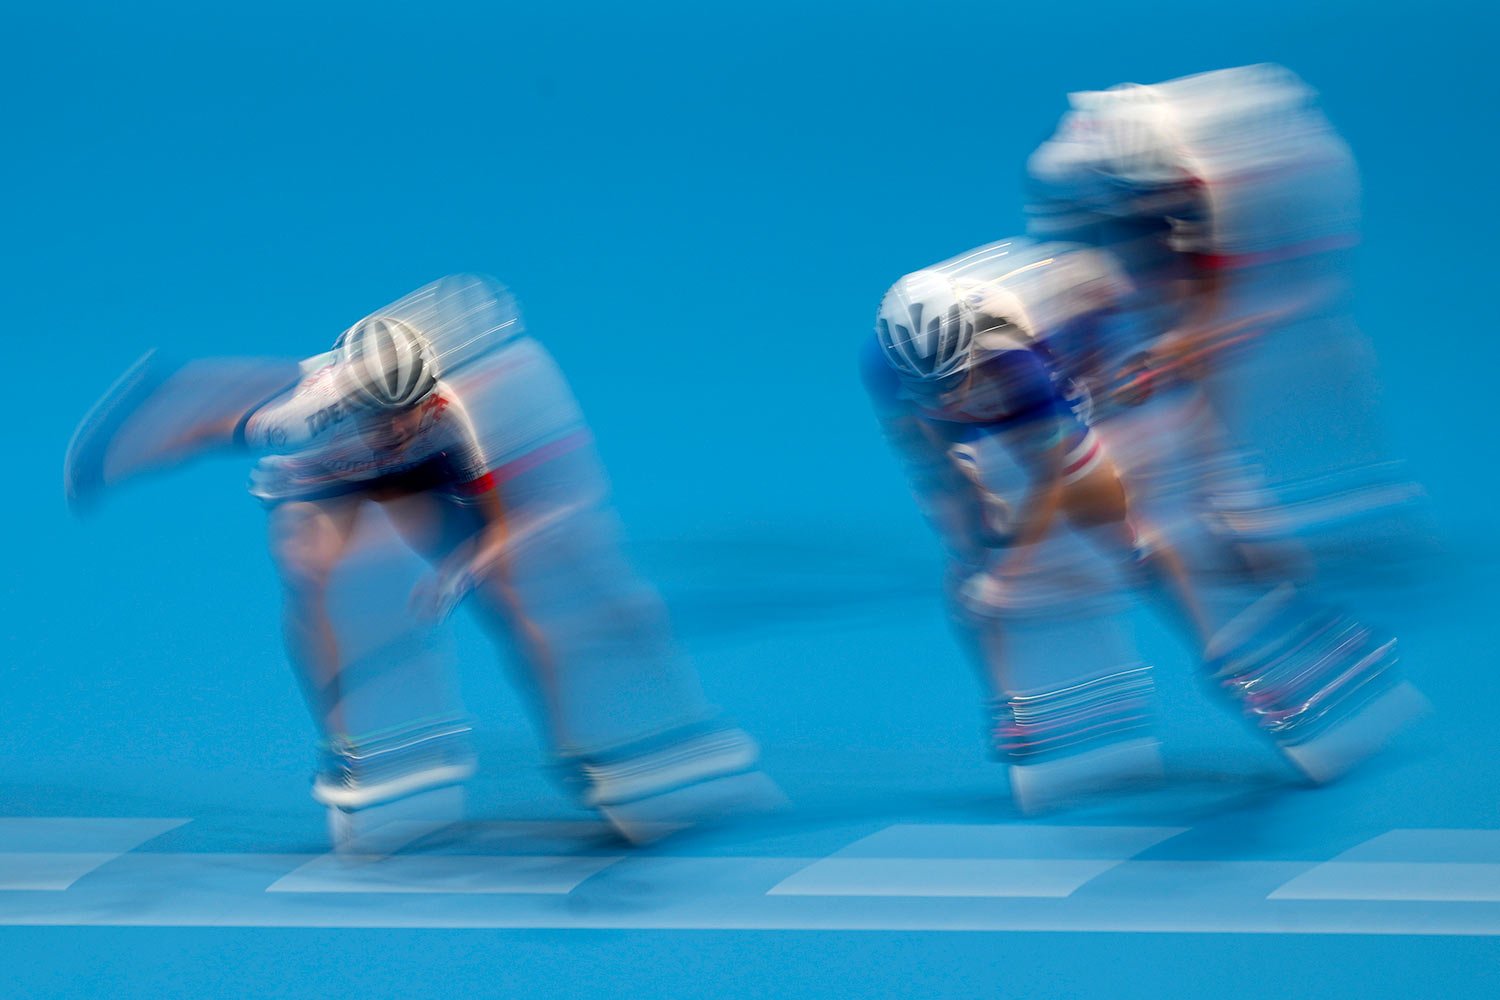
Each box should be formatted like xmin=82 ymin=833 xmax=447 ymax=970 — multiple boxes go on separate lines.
xmin=66 ymin=275 xmax=779 ymax=850
xmin=865 ymin=66 xmax=1427 ymax=812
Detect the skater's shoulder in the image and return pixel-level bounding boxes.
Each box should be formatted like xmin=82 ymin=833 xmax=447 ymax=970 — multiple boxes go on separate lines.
xmin=417 ymin=379 xmax=469 ymax=422
xmin=298 ymin=350 xmax=339 ymax=378
xmin=284 ymin=354 xmax=345 ymax=400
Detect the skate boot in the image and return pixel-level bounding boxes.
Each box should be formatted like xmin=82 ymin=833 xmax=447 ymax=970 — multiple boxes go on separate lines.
xmin=993 ymin=665 xmax=1163 ymax=814
xmin=312 ymin=716 xmax=477 ymax=811
xmin=560 ymin=724 xmax=784 ymax=845
xmin=1207 ymin=586 xmax=1428 ymax=784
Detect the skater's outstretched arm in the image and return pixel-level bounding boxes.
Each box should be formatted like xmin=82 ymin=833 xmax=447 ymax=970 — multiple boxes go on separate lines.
xmin=65 ymin=354 xmax=301 ymax=512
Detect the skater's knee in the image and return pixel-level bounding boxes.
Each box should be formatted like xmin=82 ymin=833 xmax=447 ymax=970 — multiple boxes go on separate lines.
xmin=279 ymin=559 xmax=336 ymax=600
xmin=269 ymin=505 xmax=347 ymax=595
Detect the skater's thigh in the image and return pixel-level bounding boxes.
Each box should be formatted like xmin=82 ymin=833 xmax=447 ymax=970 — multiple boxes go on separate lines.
xmin=1063 ymin=458 xmax=1130 ymax=529
xmin=267 ymin=497 xmax=364 ymax=588
xmin=377 ymin=490 xmax=484 ymax=565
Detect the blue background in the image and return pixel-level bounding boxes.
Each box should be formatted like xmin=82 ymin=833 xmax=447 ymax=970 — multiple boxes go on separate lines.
xmin=4 ymin=1 xmax=1499 ymax=996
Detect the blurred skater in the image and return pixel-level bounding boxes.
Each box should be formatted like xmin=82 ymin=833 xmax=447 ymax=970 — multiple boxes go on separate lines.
xmin=67 ymin=276 xmax=773 ymax=842
xmin=864 ymin=240 xmax=1424 ymax=810
xmin=1025 ymin=64 xmax=1425 ymax=575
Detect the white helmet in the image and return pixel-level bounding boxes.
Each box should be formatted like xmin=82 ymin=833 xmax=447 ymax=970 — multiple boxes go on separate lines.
xmin=875 ymin=270 xmax=977 ymax=382
xmin=877 ymin=271 xmax=1034 ymax=382
xmin=335 ymin=315 xmax=439 ymax=410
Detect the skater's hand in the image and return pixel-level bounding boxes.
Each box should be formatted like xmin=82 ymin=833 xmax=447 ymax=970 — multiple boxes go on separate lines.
xmin=410 ymin=562 xmax=479 ymax=623
xmin=1108 ymin=351 xmax=1160 ymax=407
xmin=959 ymin=569 xmax=1010 ymax=612
xmin=1111 ymin=310 xmax=1282 ymax=407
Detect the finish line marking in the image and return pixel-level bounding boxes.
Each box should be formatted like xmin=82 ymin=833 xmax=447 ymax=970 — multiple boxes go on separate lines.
xmin=1 ymin=820 xmax=1498 ymax=934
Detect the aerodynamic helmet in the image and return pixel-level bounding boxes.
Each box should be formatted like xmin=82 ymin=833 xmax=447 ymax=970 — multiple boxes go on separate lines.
xmin=335 ymin=315 xmax=439 ymax=410
xmin=875 ymin=270 xmax=978 ymax=383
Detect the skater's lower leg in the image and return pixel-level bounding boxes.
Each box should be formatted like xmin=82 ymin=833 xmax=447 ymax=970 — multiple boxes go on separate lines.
xmin=267 ymin=498 xmax=362 ymax=739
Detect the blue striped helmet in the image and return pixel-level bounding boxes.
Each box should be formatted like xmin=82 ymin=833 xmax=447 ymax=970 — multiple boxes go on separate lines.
xmin=875 ymin=270 xmax=977 ymax=382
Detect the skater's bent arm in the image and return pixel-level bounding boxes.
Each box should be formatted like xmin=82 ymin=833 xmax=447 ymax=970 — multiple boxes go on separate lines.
xmin=463 ymin=483 xmax=516 ymax=586
xmin=994 ymin=440 xmax=1069 ymax=576
xmin=440 ymin=393 xmax=513 ymax=587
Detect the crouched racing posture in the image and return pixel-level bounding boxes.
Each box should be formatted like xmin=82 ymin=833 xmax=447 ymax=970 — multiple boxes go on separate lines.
xmin=67 ymin=276 xmax=772 ymax=842
xmin=864 ymin=241 xmax=1423 ymax=809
